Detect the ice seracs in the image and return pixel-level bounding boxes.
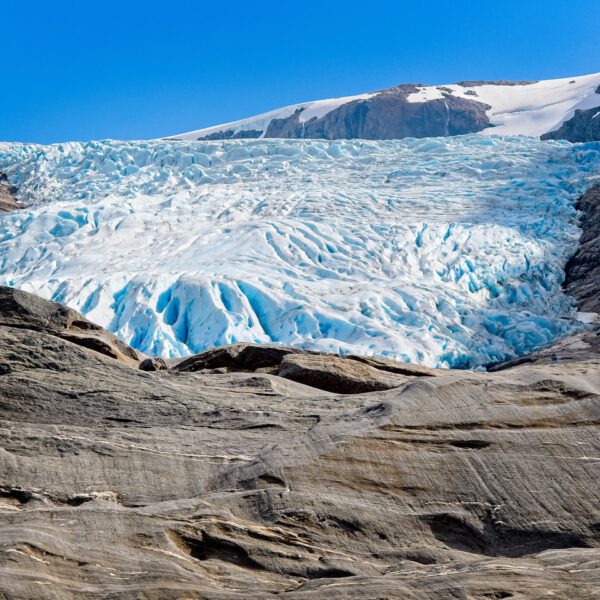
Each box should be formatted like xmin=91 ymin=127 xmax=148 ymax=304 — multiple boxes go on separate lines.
xmin=1 ymin=135 xmax=599 ymax=367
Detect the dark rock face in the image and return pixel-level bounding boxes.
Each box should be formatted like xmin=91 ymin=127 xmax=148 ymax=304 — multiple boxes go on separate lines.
xmin=541 ymin=107 xmax=600 ymax=142
xmin=0 ymin=172 xmax=21 ymax=212
xmin=264 ymin=87 xmax=492 ymax=140
xmin=0 ymin=286 xmax=143 ymax=366
xmin=490 ymin=185 xmax=600 ymax=370
xmin=455 ymin=80 xmax=537 ymax=87
xmin=196 ymin=86 xmax=492 ymax=141
xmin=1 ymin=284 xmax=600 ymax=598
xmin=139 ymin=357 xmax=169 ymax=371
xmin=564 ymin=184 xmax=600 ymax=312
xmin=200 ymin=129 xmax=265 ymax=140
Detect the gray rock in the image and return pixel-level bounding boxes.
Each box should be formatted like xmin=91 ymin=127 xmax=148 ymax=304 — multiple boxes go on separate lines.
xmin=1 ymin=282 xmax=600 ymax=598
xmin=541 ymin=107 xmax=600 ymax=142
xmin=262 ymin=86 xmax=492 ymax=140
xmin=139 ymin=357 xmax=169 ymax=371
xmin=0 ymin=285 xmax=143 ymax=366
xmin=277 ymin=352 xmax=410 ymax=393
xmin=199 ymin=128 xmax=264 ymax=140
xmin=0 ymin=172 xmax=21 ymax=212
xmin=455 ymin=79 xmax=538 ymax=87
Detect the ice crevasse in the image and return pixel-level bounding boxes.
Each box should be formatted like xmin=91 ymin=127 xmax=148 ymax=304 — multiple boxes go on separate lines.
xmin=0 ymin=135 xmax=599 ymax=368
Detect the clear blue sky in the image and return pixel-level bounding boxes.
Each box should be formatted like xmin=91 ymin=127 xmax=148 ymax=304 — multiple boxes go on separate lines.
xmin=2 ymin=0 xmax=599 ymax=143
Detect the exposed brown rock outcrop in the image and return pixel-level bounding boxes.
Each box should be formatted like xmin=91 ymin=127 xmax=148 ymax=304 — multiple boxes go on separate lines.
xmin=0 ymin=173 xmax=21 ymax=212
xmin=276 ymin=352 xmax=410 ymax=393
xmin=0 ymin=286 xmax=144 ymax=366
xmin=171 ymin=342 xmax=440 ymax=393
xmin=1 ymin=283 xmax=600 ymax=598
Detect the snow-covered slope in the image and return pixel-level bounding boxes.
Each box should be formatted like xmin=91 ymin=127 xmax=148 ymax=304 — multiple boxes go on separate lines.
xmin=407 ymin=73 xmax=600 ymax=136
xmin=172 ymin=73 xmax=600 ymax=141
xmin=1 ymin=136 xmax=599 ymax=368
xmin=178 ymin=91 xmax=378 ymax=140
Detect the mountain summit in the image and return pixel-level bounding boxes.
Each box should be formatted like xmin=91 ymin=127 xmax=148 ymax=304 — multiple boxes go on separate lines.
xmin=171 ymin=73 xmax=600 ymax=142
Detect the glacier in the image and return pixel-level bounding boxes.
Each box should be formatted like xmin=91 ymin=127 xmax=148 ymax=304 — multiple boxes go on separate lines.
xmin=0 ymin=135 xmax=599 ymax=368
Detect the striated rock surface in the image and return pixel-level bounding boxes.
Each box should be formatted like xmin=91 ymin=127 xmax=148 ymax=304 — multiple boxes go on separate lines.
xmin=1 ymin=281 xmax=600 ymax=598
xmin=0 ymin=286 xmax=144 ymax=366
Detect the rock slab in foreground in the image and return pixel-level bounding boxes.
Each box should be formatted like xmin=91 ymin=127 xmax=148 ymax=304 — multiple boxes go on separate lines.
xmin=0 ymin=286 xmax=599 ymax=599
xmin=170 ymin=342 xmax=438 ymax=393
xmin=0 ymin=286 xmax=144 ymax=366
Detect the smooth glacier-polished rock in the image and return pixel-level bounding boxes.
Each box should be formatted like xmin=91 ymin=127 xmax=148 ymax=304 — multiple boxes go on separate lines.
xmin=0 ymin=287 xmax=599 ymax=599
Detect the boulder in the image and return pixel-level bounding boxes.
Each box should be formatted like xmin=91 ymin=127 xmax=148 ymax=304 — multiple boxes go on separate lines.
xmin=277 ymin=352 xmax=410 ymax=393
xmin=0 ymin=286 xmax=143 ymax=366
xmin=139 ymin=357 xmax=169 ymax=371
xmin=541 ymin=107 xmax=600 ymax=142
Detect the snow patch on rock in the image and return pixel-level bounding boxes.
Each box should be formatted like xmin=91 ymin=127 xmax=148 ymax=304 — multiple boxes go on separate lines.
xmin=407 ymin=73 xmax=600 ymax=136
xmin=176 ymin=92 xmax=377 ymax=140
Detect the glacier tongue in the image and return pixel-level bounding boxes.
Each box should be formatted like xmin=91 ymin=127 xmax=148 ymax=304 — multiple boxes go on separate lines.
xmin=0 ymin=136 xmax=599 ymax=368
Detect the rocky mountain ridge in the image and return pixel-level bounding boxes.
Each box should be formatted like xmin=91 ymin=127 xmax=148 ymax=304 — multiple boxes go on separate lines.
xmin=172 ymin=73 xmax=600 ymax=143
